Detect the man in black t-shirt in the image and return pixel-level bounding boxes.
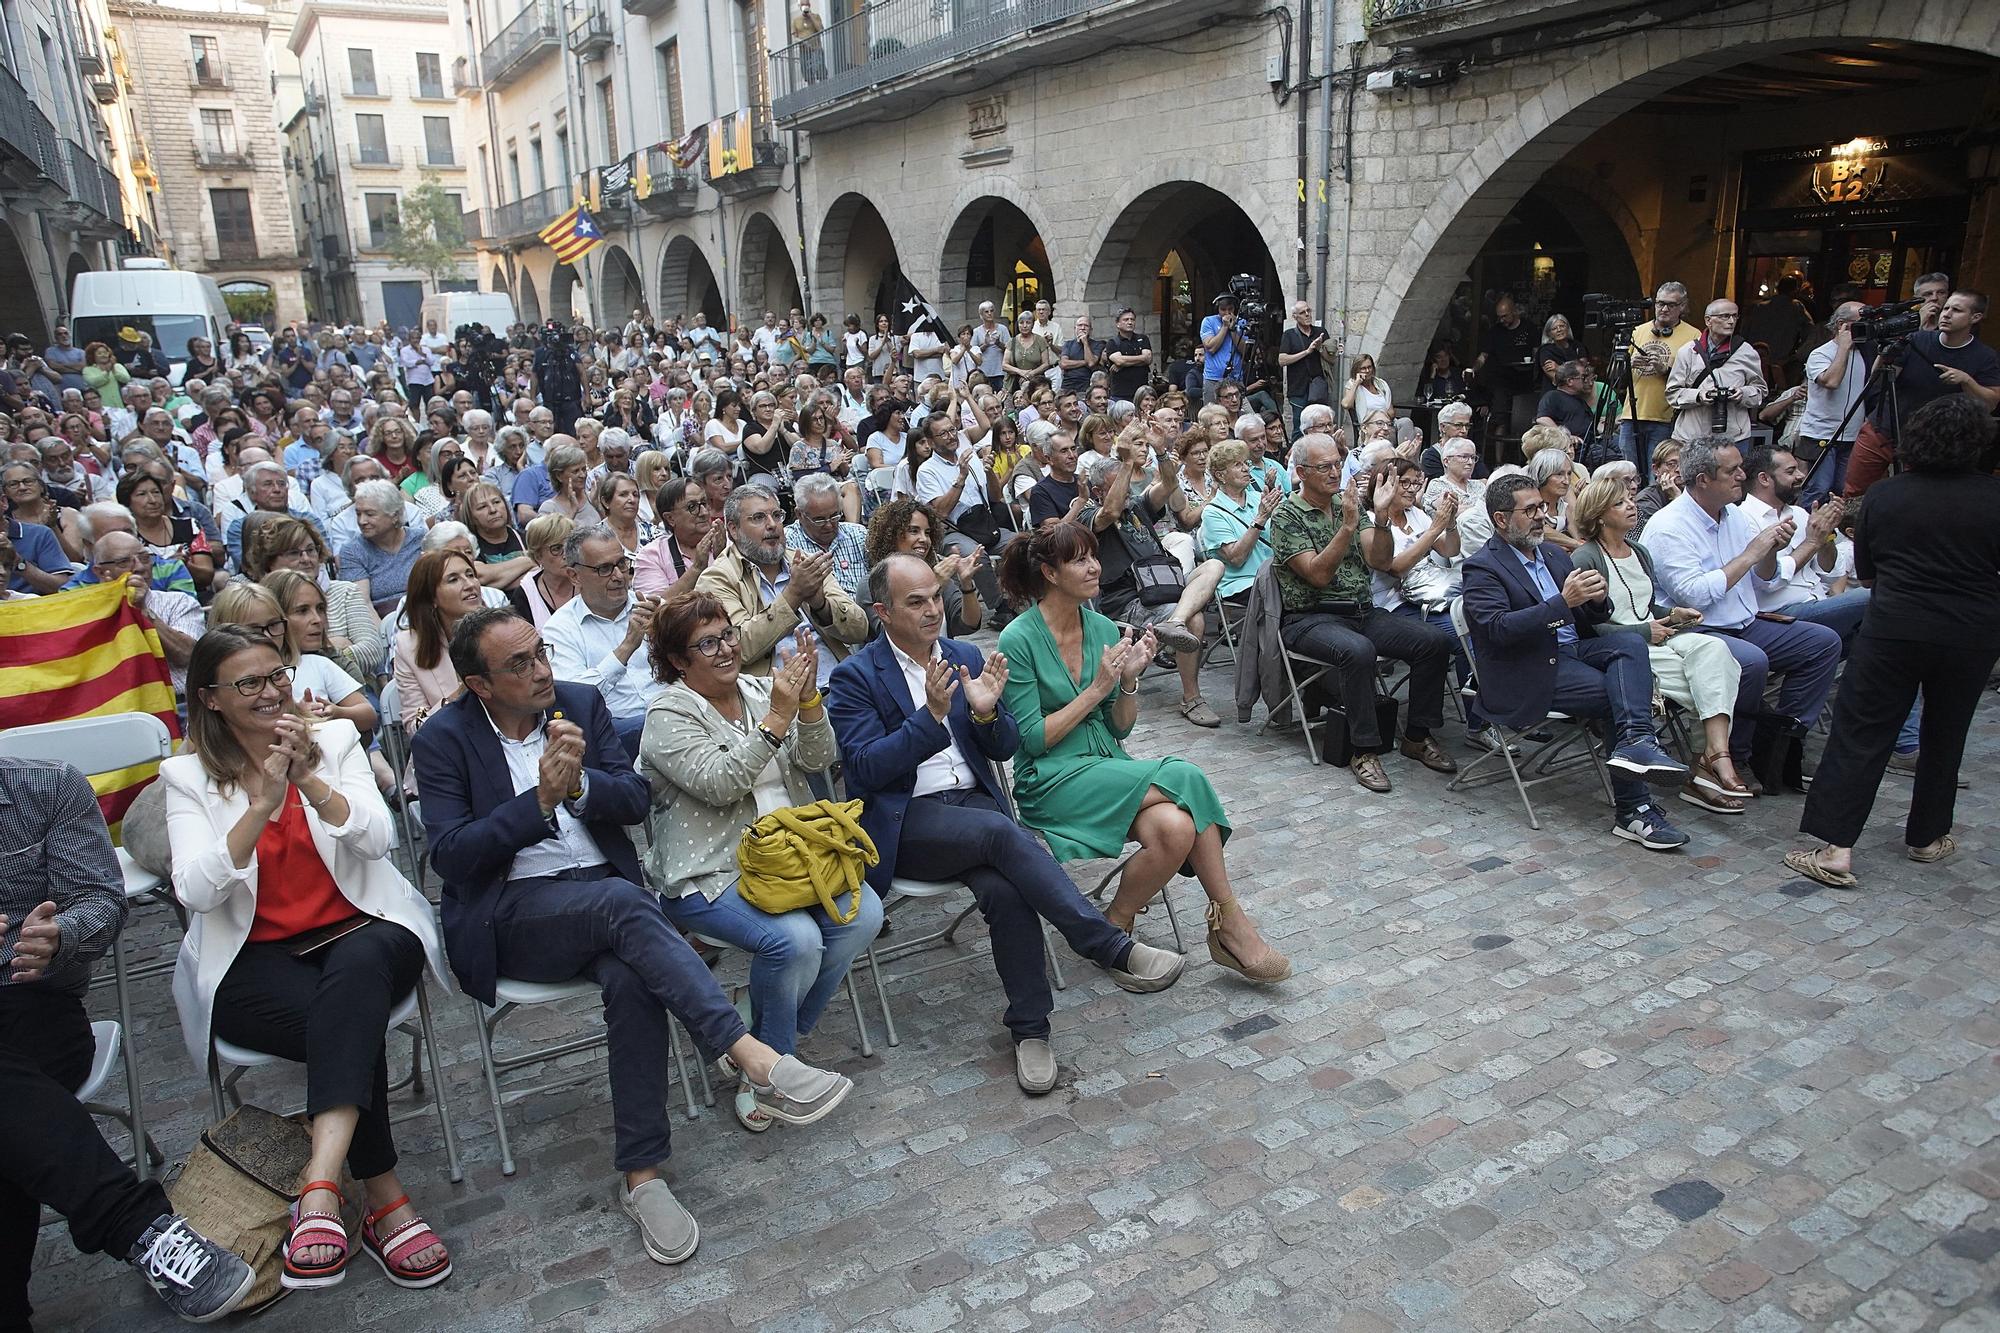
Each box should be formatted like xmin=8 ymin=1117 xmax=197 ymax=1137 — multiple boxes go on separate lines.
xmin=1277 ymin=300 xmax=1332 ymax=434
xmin=1473 ymin=295 xmax=1540 ymax=445
xmin=1106 ymin=307 xmax=1153 ymax=403
xmin=1535 ymin=361 xmax=1598 ymax=455
xmin=1027 ymin=432 xmax=1083 ymax=528
xmin=1846 ymin=290 xmax=2000 ymax=499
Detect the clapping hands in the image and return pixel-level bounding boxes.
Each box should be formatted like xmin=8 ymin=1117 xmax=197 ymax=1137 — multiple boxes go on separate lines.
xmin=959 ymin=650 xmax=1009 ymax=716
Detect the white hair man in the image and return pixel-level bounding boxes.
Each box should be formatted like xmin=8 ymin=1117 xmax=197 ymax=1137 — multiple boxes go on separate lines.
xmin=1665 ymin=299 xmax=1765 ymax=448
xmin=783 ymin=473 xmax=870 ymax=603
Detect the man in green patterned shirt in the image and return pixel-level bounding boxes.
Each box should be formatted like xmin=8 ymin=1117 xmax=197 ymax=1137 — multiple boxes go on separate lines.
xmin=1267 ymin=435 xmax=1458 ymax=792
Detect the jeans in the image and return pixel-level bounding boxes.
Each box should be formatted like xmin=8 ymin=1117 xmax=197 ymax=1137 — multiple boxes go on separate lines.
xmin=1779 ymin=588 xmax=1869 ymax=654
xmin=1393 ymin=604 xmax=1486 ymax=731
xmin=1616 ymin=418 xmax=1672 ymax=484
xmin=211 ymin=919 xmax=424 ymax=1180
xmin=1278 ymin=606 xmax=1452 ymax=751
xmin=896 ymin=790 xmax=1130 ymax=1042
xmin=1795 ymin=435 xmax=1852 ymax=509
xmin=1546 ymin=636 xmax=1657 ymax=812
xmin=1700 ymin=618 xmax=1843 ymax=761
xmin=0 ymin=987 xmax=171 ymax=1330
xmin=492 ymin=870 xmax=750 ymax=1171
xmin=658 ymin=884 xmax=884 ymax=1055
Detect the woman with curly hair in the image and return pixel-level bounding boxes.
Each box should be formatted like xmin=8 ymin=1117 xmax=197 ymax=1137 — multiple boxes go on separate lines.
xmin=863 ymin=497 xmax=982 ymax=636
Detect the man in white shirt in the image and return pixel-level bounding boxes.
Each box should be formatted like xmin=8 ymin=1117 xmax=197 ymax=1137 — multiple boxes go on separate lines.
xmin=913 ymin=410 xmax=1008 ymax=610
xmin=684 ymin=312 xmax=723 ymax=365
xmin=542 ymin=523 xmax=664 ymax=756
xmin=970 ymin=302 xmax=1007 ymax=381
xmin=749 ymin=310 xmax=784 ymax=364
xmin=1640 ymin=438 xmax=1842 ymax=788
xmin=907 ymin=321 xmax=947 ymax=383
xmin=1795 ymin=302 xmax=1868 ymax=507
xmin=1738 ymin=442 xmax=1865 ymax=646
xmin=420 ymin=319 xmax=450 ymax=355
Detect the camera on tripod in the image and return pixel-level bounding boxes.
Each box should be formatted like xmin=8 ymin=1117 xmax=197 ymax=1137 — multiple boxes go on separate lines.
xmin=1582 ymin=293 xmax=1653 ymax=332
xmin=1226 ymin=274 xmax=1269 ymax=324
xmin=1851 ymin=297 xmax=1924 ymax=345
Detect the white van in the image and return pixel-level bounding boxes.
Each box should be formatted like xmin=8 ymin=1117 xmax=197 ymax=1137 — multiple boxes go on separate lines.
xmin=70 ymin=258 xmax=233 ymax=386
xmin=420 ymin=290 xmax=517 ymax=338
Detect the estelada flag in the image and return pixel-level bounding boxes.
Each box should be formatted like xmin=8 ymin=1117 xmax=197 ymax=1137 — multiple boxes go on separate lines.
xmin=0 ymin=580 xmax=180 ymax=839
xmin=663 ymin=125 xmax=703 ymax=170
xmin=538 ymin=204 xmax=605 ymax=265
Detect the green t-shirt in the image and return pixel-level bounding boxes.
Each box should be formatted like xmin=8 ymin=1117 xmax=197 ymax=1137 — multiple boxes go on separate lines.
xmin=1267 ymin=493 xmax=1370 ymax=612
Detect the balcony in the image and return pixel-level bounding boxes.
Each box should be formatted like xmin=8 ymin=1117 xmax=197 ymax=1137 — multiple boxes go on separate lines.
xmin=343 ymin=75 xmax=389 ymax=99
xmin=195 ymin=142 xmax=255 ymax=170
xmin=480 ymin=1 xmax=560 ymax=90
xmin=567 ymin=0 xmax=613 ymax=57
xmin=349 ymin=143 xmax=404 ymax=169
xmin=708 ymin=113 xmax=785 ymax=198
xmin=422 ymin=148 xmax=463 ymax=169
xmin=414 ymin=79 xmax=451 ymax=101
xmin=188 ymin=56 xmax=231 ymax=90
xmin=488 ymin=184 xmax=569 ymax=242
xmin=770 ymin=0 xmax=1254 ymax=128
xmin=1362 ymin=0 xmax=1634 ymax=46
xmin=460 ymin=208 xmax=488 ymax=241
xmin=621 ymin=0 xmax=667 ymax=17
xmin=0 ymin=64 xmax=67 ymax=205
xmin=61 ymin=138 xmax=123 ymax=235
xmin=637 ymin=148 xmax=697 ymax=218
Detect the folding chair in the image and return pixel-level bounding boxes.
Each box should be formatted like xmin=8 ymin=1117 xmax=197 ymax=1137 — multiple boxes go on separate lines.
xmin=471 ymin=975 xmax=711 ymax=1177
xmin=1445 ymin=598 xmax=1616 ymax=829
xmin=1256 ymin=637 xmax=1340 ymax=765
xmin=375 ymin=679 xmax=428 ymax=894
xmin=687 ymin=931 xmax=887 ymax=1059
xmin=1199 ymin=589 xmax=1249 ymax=670
xmin=0 ymin=714 xmax=177 ymax=1180
xmin=210 ymin=981 xmax=465 ymax=1183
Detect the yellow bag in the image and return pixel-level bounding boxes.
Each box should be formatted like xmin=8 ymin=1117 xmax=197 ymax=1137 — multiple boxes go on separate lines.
xmin=735 ymin=798 xmax=878 ymax=924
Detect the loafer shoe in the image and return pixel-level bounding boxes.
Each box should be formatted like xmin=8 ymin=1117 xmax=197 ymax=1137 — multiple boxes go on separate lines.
xmin=1350 ymin=753 xmax=1392 ymax=793
xmin=748 ymin=1054 xmax=853 ymax=1126
xmin=620 ymin=1179 xmax=699 ymax=1266
xmin=1015 ymin=1038 xmax=1058 ymax=1095
xmin=1109 ymin=941 xmax=1185 ymax=993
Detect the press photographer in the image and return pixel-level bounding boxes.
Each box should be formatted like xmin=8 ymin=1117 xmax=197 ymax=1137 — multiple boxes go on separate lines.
xmin=1842 ymin=289 xmax=2000 ymax=499
xmin=1200 ymin=276 xmax=1266 ymax=406
xmin=1665 ymin=299 xmax=1764 ymax=447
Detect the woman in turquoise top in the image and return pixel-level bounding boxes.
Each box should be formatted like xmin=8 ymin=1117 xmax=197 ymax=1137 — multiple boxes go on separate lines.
xmin=995 ymin=522 xmax=1289 ymax=983
xmin=1198 ymin=440 xmax=1281 ymax=600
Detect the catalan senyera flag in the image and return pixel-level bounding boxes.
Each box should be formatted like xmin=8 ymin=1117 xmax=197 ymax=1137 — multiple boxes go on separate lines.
xmin=0 ymin=580 xmax=180 ymax=839
xmin=538 ymin=204 xmax=605 ymax=265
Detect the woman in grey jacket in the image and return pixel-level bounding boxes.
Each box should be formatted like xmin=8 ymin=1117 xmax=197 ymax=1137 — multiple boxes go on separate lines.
xmin=637 ymin=595 xmax=883 ymax=1131
xmin=1571 ymin=478 xmax=1749 ymax=814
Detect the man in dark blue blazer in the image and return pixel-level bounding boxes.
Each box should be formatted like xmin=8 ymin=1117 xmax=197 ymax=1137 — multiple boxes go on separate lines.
xmin=827 ymin=554 xmax=1183 ymax=1095
xmin=413 ymin=606 xmax=853 ymax=1267
xmin=1460 ymin=475 xmax=1691 ymax=850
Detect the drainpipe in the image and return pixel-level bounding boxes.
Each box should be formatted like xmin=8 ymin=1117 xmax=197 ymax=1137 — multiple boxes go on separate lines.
xmin=783 ymin=0 xmax=810 ymax=312
xmin=699 ymin=0 xmax=730 ymax=316
xmin=1333 ymin=49 xmax=1356 ymax=391
xmin=1294 ymin=0 xmax=1311 ymax=312
xmin=1312 ymin=0 xmax=1335 ymax=315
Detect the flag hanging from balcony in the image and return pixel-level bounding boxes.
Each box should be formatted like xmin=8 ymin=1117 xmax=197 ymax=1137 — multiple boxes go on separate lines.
xmin=634 ymin=151 xmax=653 ymax=200
xmin=601 ymin=154 xmax=634 ymax=205
xmin=707 ymin=118 xmax=755 ymax=178
xmin=539 ymin=204 xmax=605 ymax=265
xmin=663 ymin=126 xmax=704 ymax=170
xmin=0 ymin=580 xmax=179 ymax=842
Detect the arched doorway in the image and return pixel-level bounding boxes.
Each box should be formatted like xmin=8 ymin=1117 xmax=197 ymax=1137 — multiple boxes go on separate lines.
xmin=219 ymin=280 xmax=276 ymax=328
xmin=599 ymin=246 xmax=645 ymax=326
xmin=738 ymin=211 xmax=802 ymax=322
xmin=517 ymin=268 xmax=542 ymax=326
xmin=658 ymin=235 xmax=725 ymax=326
xmin=814 ymin=192 xmax=903 ymax=326
xmin=1083 ymin=182 xmax=1284 ymax=378
xmin=64 ymin=253 xmax=91 ymax=313
xmin=0 ymin=222 xmax=46 ymax=343
xmin=547 ymin=263 xmax=584 ymax=325
xmin=938 ymin=196 xmax=1052 ymax=325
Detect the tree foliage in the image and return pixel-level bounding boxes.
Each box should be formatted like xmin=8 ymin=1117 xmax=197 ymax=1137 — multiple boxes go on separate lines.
xmin=386 ymin=171 xmax=465 ymax=287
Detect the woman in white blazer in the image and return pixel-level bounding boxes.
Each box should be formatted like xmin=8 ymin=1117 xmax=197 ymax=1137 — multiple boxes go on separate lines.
xmin=162 ymin=626 xmax=452 ymax=1294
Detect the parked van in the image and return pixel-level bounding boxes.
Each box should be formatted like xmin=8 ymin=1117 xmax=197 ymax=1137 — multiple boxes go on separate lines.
xmin=70 ymin=258 xmax=234 ymax=385
xmin=420 ymin=290 xmax=517 ymax=338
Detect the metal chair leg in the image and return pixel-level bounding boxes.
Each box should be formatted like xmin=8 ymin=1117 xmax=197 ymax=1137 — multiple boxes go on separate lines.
xmin=472 ymin=1001 xmax=517 ymax=1177
xmin=1044 ymin=925 xmax=1067 ymax=991
xmin=667 ymin=1020 xmax=699 ymax=1118
xmin=110 ymin=933 xmax=148 ymax=1181
xmin=864 ymin=947 xmax=898 ymax=1047
xmin=843 ymin=971 xmax=875 ymax=1059
xmin=414 ymin=986 xmax=463 ymax=1184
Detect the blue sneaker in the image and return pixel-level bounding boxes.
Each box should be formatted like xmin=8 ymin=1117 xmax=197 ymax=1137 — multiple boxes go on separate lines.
xmin=1613 ymin=802 xmax=1689 ymax=851
xmin=1608 ymin=736 xmax=1690 ymax=782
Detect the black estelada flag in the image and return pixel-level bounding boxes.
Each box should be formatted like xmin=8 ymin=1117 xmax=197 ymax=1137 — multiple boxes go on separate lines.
xmin=883 ymin=268 xmax=953 ymax=341
xmin=601 ymin=155 xmax=634 ymax=204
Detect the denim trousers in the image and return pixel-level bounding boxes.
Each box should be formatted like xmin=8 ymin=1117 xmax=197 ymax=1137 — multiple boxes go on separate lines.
xmin=1698 ymin=619 xmax=1843 ymax=760
xmin=659 ymin=883 xmax=884 ymax=1054
xmin=896 ymin=791 xmax=1130 ymax=1042
xmin=493 ymin=871 xmax=750 ymax=1171
xmin=1546 ymin=636 xmax=1656 ymax=812
xmin=1616 ymin=418 xmax=1672 ymax=483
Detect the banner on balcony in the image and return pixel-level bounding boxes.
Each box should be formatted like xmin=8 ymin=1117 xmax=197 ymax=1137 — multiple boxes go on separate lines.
xmin=707 ymin=118 xmax=755 ymax=178
xmin=587 ymin=168 xmax=601 ymax=213
xmin=663 ymin=126 xmax=704 ymax=171
xmin=601 ymin=155 xmax=634 ymax=205
xmin=538 ymin=205 xmax=605 ymax=265
xmin=634 ymin=152 xmax=653 ymax=200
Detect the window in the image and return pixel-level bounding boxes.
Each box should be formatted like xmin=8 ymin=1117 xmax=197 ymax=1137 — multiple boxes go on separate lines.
xmin=598 ymin=78 xmax=617 ymax=161
xmin=506 ymin=143 xmax=522 ymax=199
xmin=659 ymin=40 xmax=684 ymax=141
xmin=441 ymin=191 xmax=465 ymax=244
xmin=189 ymin=35 xmax=222 ymax=85
xmin=736 ymin=0 xmax=769 ymax=131
xmin=355 ymin=114 xmax=389 ymax=164
xmin=348 ymin=48 xmax=377 ymax=96
xmin=422 ymin=116 xmax=454 ymax=166
xmin=209 ymin=188 xmax=255 ymax=258
xmin=364 ymin=192 xmax=399 ymax=248
xmin=415 ymin=51 xmax=444 ymax=99
xmin=198 ymin=108 xmax=237 ymax=157
xmin=554 ymin=129 xmax=569 ymax=185
xmin=528 ymin=136 xmax=545 ymax=192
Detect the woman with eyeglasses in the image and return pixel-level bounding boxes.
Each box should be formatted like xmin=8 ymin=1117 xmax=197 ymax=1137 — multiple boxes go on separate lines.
xmin=211 ymin=581 xmax=378 ymax=730
xmin=119 ymin=469 xmax=217 ymax=594
xmin=638 ymin=599 xmax=882 ymax=1132
xmin=247 ymin=516 xmax=384 ymax=683
xmin=518 ymin=512 xmax=578 ymax=626
xmin=368 ymin=417 xmax=420 ymax=486
xmin=392 ymin=550 xmax=484 ymax=733
xmin=632 ymin=477 xmax=722 ymax=598
xmin=862 ymin=497 xmax=982 ymax=636
xmin=160 ymin=627 xmax=453 ymax=1293
xmin=1 ymin=460 xmax=83 ymax=563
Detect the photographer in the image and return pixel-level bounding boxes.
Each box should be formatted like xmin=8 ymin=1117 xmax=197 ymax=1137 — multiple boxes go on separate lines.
xmin=1470 ymin=294 xmax=1539 ymax=446
xmin=1665 ymin=300 xmax=1765 ymax=447
xmin=1795 ymin=302 xmax=1868 ymax=506
xmin=1843 ymin=290 xmax=2000 ymax=500
xmin=532 ymin=320 xmax=586 ymax=436
xmin=1199 ymin=294 xmax=1246 ymax=405
xmin=1278 ymin=302 xmax=1333 ymax=435
xmin=1622 ymin=283 xmax=1698 ymax=475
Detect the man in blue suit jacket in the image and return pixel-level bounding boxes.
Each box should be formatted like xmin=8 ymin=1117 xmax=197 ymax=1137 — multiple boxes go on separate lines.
xmin=412 ymin=606 xmax=852 ymax=1267
xmin=827 ymin=555 xmax=1183 ymax=1096
xmin=1460 ymin=475 xmax=1691 ymax=851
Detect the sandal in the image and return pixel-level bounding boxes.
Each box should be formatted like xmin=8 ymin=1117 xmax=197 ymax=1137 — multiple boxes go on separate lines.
xmin=716 ymin=1054 xmax=774 ymax=1132
xmin=361 ymin=1195 xmax=452 ymax=1290
xmin=1908 ymin=834 xmax=1957 ymax=864
xmin=1783 ymin=847 xmax=1858 ymax=889
xmin=282 ymin=1180 xmax=351 ymax=1290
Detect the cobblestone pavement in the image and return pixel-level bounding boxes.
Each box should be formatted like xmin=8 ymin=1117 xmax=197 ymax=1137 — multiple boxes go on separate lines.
xmin=30 ymin=657 xmax=2000 ymax=1333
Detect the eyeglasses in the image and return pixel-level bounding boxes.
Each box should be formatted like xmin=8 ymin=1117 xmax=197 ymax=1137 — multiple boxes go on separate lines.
xmin=1509 ymin=502 xmax=1549 ymax=518
xmin=802 ymin=511 xmax=840 ymax=528
xmin=691 ymin=626 xmax=740 ymax=659
xmin=215 ymin=666 xmax=293 ymax=697
xmin=493 ymin=643 xmax=553 ymax=677
xmin=1295 ymin=460 xmax=1338 ymax=474
xmin=573 ymin=556 xmax=634 ymax=578
xmin=92 ymin=555 xmax=148 ymax=575
xmin=280 ymin=545 xmax=322 ymax=564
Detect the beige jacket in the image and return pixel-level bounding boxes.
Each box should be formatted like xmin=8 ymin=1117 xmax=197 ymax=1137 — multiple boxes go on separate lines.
xmin=692 ymin=541 xmax=869 ymax=677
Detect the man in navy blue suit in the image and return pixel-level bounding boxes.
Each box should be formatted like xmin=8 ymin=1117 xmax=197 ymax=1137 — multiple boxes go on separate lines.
xmin=1460 ymin=475 xmax=1691 ymax=851
xmin=827 ymin=554 xmax=1183 ymax=1095
xmin=412 ymin=607 xmax=853 ymax=1268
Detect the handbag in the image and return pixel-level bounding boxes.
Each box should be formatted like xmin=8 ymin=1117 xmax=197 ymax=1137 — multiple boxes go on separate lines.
xmin=1320 ymin=695 xmax=1402 ymax=768
xmin=736 ymin=798 xmax=879 ymax=924
xmin=163 ymin=1105 xmax=323 ymax=1316
xmin=1131 ymin=549 xmax=1188 ymax=607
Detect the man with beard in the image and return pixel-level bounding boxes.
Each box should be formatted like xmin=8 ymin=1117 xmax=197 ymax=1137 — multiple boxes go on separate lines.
xmin=694 ymin=485 xmax=868 ymax=683
xmin=1738 ymin=443 xmax=1863 ymax=647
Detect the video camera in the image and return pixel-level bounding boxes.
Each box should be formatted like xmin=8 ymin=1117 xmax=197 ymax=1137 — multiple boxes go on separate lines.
xmin=1851 ymin=297 xmax=1924 ymax=345
xmin=1226 ymin=274 xmax=1270 ymax=324
xmin=1582 ymin=293 xmax=1653 ymax=332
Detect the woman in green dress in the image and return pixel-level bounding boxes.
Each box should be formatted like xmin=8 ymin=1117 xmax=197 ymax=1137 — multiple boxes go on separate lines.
xmin=996 ymin=522 xmax=1289 ymax=982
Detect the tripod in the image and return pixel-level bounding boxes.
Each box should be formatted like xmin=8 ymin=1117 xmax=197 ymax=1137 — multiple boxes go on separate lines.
xmin=1796 ymin=338 xmax=1903 ymax=502
xmin=1586 ymin=325 xmax=1638 ymax=475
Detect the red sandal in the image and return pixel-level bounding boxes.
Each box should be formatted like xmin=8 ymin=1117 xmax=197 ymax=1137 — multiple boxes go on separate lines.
xmin=282 ymin=1180 xmax=351 ymax=1290
xmin=361 ymin=1195 xmax=452 ymax=1290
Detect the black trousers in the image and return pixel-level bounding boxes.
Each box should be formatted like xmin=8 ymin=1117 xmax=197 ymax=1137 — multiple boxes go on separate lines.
xmin=1279 ymin=607 xmax=1451 ymax=751
xmin=211 ymin=919 xmax=424 ymax=1181
xmin=0 ymin=986 xmax=169 ymax=1331
xmin=1801 ymin=633 xmax=1999 ymax=850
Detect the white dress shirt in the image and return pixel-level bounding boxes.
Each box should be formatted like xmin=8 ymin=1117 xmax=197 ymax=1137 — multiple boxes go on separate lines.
xmin=481 ymin=700 xmax=608 ymax=881
xmin=915 ymin=447 xmax=990 ymax=524
xmin=1737 ymin=493 xmax=1826 ymax=610
xmin=1639 ymin=492 xmax=1784 ymax=630
xmin=543 ymin=591 xmax=661 ymax=720
xmin=889 ymin=639 xmax=976 ymax=799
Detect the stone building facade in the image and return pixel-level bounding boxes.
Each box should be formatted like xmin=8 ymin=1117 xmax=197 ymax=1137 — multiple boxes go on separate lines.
xmin=108 ymin=0 xmax=305 ymax=326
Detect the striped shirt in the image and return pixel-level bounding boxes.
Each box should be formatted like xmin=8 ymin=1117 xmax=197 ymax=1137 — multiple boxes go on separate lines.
xmin=0 ymin=759 xmax=127 ymax=995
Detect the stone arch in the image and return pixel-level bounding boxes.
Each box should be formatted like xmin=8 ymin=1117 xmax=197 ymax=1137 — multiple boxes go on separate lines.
xmin=487 ymin=265 xmax=511 ymax=297
xmin=63 ymin=252 xmax=91 ymax=316
xmin=657 ymin=232 xmax=725 ymax=325
xmin=517 ymin=267 xmax=542 ymax=325
xmin=1360 ymin=1 xmax=1999 ymax=383
xmin=598 ymin=245 xmax=645 ymax=325
xmin=1537 ymin=164 xmax=1651 ymax=289
xmin=736 ymin=210 xmax=802 ymax=319
xmin=1077 ymin=163 xmax=1289 ymax=315
xmin=935 ymin=182 xmax=1063 ymax=323
xmin=0 ymin=219 xmax=49 ymax=344
xmin=548 ymin=263 xmax=582 ymax=324
xmin=812 ymin=192 xmax=905 ymax=326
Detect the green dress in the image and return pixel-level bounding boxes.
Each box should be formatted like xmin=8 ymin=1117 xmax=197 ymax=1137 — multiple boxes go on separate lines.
xmin=997 ymin=603 xmax=1230 ymax=861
